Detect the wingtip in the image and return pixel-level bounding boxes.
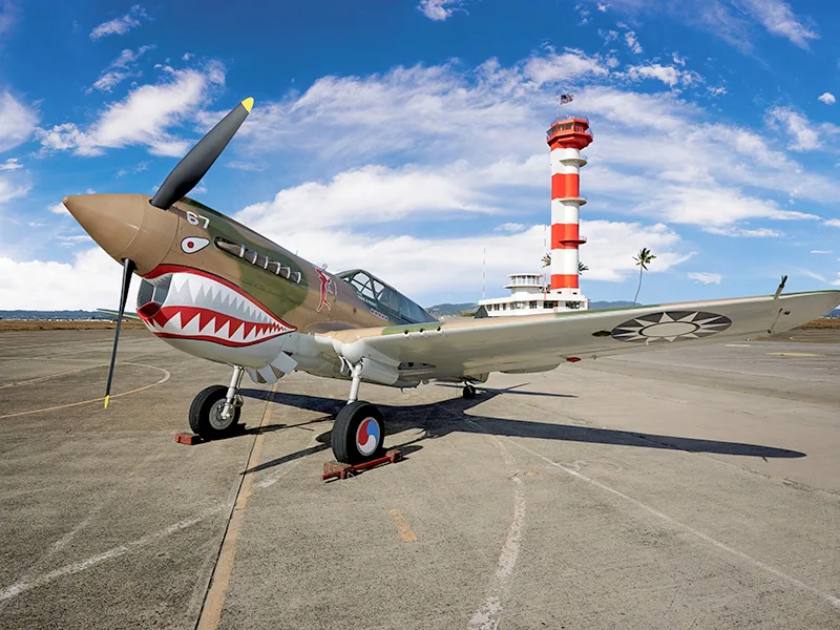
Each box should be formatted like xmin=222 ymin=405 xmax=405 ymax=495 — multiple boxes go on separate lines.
xmin=241 ymin=97 xmax=254 ymax=113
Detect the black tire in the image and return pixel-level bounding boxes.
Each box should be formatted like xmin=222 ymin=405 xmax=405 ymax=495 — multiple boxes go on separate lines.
xmin=462 ymin=384 xmax=477 ymax=399
xmin=189 ymin=385 xmax=241 ymax=439
xmin=332 ymin=401 xmax=385 ymax=464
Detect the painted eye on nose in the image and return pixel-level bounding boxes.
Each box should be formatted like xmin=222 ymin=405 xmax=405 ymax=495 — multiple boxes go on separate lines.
xmin=181 ymin=237 xmax=209 ymax=254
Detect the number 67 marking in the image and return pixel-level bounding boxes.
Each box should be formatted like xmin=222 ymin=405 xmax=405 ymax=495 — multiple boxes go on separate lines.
xmin=186 ymin=210 xmax=210 ymax=228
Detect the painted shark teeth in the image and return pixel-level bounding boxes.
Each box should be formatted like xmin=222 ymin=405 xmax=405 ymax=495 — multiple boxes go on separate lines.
xmin=140 ymin=270 xmax=293 ymax=346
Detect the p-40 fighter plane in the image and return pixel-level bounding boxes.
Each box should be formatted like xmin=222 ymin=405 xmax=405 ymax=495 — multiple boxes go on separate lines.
xmin=64 ymin=98 xmax=840 ymax=464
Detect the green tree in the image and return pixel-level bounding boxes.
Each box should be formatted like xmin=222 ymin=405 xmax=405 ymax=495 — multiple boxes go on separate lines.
xmin=632 ymin=248 xmax=656 ymax=304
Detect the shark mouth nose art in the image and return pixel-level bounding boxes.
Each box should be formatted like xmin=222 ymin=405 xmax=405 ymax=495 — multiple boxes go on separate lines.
xmin=137 ymin=266 xmax=295 ymax=347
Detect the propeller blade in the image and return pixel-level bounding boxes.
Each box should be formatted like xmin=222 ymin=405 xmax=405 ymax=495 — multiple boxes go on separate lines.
xmin=103 ymin=258 xmax=135 ymax=409
xmin=150 ymin=97 xmax=254 ymax=210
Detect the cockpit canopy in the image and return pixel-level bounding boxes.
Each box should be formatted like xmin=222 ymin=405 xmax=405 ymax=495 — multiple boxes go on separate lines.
xmin=337 ymin=269 xmax=435 ymax=325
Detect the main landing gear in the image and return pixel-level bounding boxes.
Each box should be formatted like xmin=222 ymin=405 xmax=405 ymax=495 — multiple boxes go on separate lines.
xmin=189 ymin=365 xmax=244 ymax=439
xmin=331 ymin=363 xmax=385 ymax=464
xmin=462 ymin=383 xmax=477 ymax=399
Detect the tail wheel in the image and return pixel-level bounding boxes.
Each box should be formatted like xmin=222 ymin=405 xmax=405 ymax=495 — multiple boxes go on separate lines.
xmin=332 ymin=401 xmax=385 ymax=464
xmin=189 ymin=385 xmax=241 ymax=439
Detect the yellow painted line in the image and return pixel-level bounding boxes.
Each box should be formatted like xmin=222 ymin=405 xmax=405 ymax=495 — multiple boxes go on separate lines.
xmin=195 ymin=384 xmax=276 ymax=630
xmin=0 ymin=363 xmax=171 ymax=419
xmin=387 ymin=509 xmax=417 ymax=543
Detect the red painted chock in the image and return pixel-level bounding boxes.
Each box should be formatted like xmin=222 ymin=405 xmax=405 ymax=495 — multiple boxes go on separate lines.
xmin=174 ymin=432 xmax=203 ymax=445
xmin=322 ymin=449 xmax=402 ymax=481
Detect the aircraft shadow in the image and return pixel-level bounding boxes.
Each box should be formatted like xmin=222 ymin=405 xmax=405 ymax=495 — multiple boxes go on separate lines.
xmin=239 ymin=384 xmax=804 ymax=475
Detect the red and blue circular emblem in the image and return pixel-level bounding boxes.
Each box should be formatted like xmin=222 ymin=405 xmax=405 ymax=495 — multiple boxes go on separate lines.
xmin=355 ymin=417 xmax=381 ymax=457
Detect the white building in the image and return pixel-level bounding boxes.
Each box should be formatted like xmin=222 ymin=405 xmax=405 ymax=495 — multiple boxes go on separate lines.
xmin=476 ymin=272 xmax=588 ymax=317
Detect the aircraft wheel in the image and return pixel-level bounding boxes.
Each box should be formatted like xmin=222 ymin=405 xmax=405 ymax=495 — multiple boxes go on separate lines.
xmin=332 ymin=401 xmax=385 ymax=464
xmin=462 ymin=383 xmax=477 ymax=399
xmin=189 ymin=385 xmax=241 ymax=439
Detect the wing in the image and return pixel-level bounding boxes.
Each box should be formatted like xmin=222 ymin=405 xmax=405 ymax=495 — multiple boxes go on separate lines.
xmin=320 ymin=290 xmax=840 ymax=384
xmin=96 ymin=308 xmax=141 ymax=321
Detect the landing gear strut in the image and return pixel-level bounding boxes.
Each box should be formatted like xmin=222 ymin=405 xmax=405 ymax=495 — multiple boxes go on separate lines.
xmin=189 ymin=366 xmax=244 ymax=439
xmin=331 ymin=362 xmax=385 ymax=463
xmin=462 ymin=383 xmax=477 ymax=399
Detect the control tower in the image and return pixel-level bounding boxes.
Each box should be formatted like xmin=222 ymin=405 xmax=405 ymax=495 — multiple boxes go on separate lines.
xmin=547 ymin=116 xmax=591 ymax=303
xmin=477 ymin=117 xmax=591 ymax=318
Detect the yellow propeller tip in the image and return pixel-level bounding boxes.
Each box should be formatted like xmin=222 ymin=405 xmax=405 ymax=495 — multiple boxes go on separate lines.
xmin=103 ymin=395 xmax=110 ymax=410
xmin=241 ymin=97 xmax=254 ymax=113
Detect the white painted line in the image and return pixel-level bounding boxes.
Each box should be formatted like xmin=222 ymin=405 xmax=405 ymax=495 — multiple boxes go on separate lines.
xmin=254 ymin=458 xmax=303 ymax=489
xmin=465 ymin=419 xmax=527 ymax=630
xmin=0 ymin=506 xmax=220 ymax=602
xmin=505 ymin=438 xmax=840 ymax=610
xmin=468 ymin=475 xmax=525 ymax=630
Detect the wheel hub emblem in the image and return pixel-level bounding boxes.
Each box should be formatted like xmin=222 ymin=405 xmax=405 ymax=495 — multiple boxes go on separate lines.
xmin=611 ymin=310 xmax=732 ymax=343
xmin=356 ymin=417 xmax=381 ymax=456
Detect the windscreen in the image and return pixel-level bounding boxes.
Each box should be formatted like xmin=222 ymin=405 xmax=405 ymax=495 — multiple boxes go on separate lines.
xmin=337 ymin=269 xmax=435 ymax=324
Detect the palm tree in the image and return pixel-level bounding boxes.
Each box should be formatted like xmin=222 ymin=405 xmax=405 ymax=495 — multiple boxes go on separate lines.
xmin=632 ymin=247 xmax=656 ymax=304
xmin=578 ymin=261 xmax=588 ymax=275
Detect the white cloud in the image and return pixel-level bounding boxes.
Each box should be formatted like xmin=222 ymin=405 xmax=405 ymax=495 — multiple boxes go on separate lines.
xmin=48 ymin=202 xmax=66 ymax=215
xmin=643 ymin=186 xmax=814 ymax=228
xmin=89 ymin=45 xmax=154 ymax=93
xmin=0 ymin=220 xmax=685 ymax=308
xmin=767 ymin=106 xmax=822 ymax=151
xmin=238 ymin=164 xmax=497 ymax=232
xmin=796 ymin=268 xmax=827 ymax=283
xmin=0 ymin=91 xmax=37 ymax=152
xmin=0 ymin=248 xmax=139 ymax=309
xmin=704 ymin=226 xmax=781 ymax=238
xmin=810 ymin=250 xmax=831 ymax=255
xmin=241 ymin=221 xmax=688 ymax=302
xmin=523 ymin=49 xmax=609 ymax=86
xmin=418 ymin=0 xmax=463 ymax=21
xmin=228 ymin=60 xmax=546 ymax=163
xmin=0 ymin=175 xmax=29 ymax=204
xmin=688 ymin=272 xmax=722 ymax=285
xmin=597 ymin=0 xmax=815 ymax=53
xmin=0 ymin=157 xmax=22 ymax=171
xmin=227 ymin=59 xmax=836 ymax=246
xmin=626 ymin=63 xmax=697 ymax=87
xmin=494 ymin=222 xmax=527 ymax=233
xmin=735 ymin=0 xmax=818 ymax=48
xmin=39 ymin=62 xmax=225 ymax=157
xmin=90 ymin=4 xmax=148 ymax=40
xmin=825 ymin=219 xmax=840 ymax=228
xmin=624 ymin=30 xmax=643 ymax=54
xmin=818 ymin=92 xmax=836 ymax=105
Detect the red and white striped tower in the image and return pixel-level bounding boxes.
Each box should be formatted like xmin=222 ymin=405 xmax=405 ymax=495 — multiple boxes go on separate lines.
xmin=547 ymin=117 xmax=592 ymax=300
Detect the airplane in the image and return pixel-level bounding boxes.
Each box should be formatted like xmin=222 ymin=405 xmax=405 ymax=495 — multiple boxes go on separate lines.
xmin=63 ymin=97 xmax=840 ymax=464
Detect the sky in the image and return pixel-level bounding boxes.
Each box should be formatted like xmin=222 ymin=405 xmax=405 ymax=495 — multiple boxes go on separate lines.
xmin=0 ymin=0 xmax=839 ymax=310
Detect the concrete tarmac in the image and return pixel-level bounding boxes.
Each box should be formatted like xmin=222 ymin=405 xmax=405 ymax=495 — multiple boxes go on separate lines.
xmin=0 ymin=329 xmax=838 ymax=629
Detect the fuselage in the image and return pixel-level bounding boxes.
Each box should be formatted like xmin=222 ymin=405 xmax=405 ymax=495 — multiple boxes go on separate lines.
xmin=63 ymin=193 xmax=433 ymax=371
